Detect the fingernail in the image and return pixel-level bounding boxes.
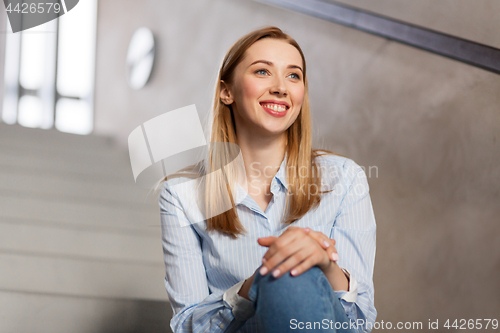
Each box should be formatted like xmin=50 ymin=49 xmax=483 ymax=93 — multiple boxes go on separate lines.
xmin=291 ymin=269 xmax=297 ymax=276
xmin=331 ymin=252 xmax=339 ymax=261
xmin=323 ymin=240 xmax=330 ymax=248
xmin=272 ymin=269 xmax=280 ymax=278
xmin=260 ymin=266 xmax=268 ymax=275
xmin=262 ymin=257 xmax=267 ymax=264
xmin=303 ymin=227 xmax=310 ymax=233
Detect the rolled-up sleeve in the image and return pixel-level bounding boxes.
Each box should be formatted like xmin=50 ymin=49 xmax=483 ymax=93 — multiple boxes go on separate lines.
xmin=330 ymin=159 xmax=377 ymax=332
xmin=223 ymin=280 xmax=256 ymax=321
xmin=159 ymin=180 xmax=248 ymax=333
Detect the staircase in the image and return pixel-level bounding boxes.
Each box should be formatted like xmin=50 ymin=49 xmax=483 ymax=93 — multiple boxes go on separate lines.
xmin=0 ymin=123 xmax=172 ymax=333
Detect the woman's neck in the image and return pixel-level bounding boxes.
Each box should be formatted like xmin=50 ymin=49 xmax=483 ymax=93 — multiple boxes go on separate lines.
xmin=237 ymin=133 xmax=287 ymax=187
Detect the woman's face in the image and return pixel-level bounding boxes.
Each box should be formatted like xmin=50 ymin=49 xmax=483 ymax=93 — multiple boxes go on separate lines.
xmin=221 ymin=38 xmax=305 ymax=139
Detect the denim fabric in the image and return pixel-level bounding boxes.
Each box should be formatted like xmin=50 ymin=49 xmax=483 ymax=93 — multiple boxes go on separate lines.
xmin=248 ymin=265 xmax=355 ymax=332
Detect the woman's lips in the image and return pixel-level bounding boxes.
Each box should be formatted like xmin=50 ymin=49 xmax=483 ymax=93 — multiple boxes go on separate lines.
xmin=260 ymin=103 xmax=289 ymax=118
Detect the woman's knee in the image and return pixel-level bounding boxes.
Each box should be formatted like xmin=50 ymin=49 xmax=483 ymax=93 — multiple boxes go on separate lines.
xmin=250 ymin=266 xmax=344 ymax=329
xmin=254 ymin=265 xmax=326 ymax=297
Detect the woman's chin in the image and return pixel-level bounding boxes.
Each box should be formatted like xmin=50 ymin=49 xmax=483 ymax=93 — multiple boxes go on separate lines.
xmin=256 ymin=124 xmax=290 ymax=137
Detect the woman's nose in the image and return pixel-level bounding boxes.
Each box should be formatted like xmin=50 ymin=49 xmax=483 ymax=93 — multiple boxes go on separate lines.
xmin=270 ymin=77 xmax=288 ymax=96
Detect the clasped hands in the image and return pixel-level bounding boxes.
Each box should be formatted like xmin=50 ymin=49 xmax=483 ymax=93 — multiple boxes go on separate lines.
xmin=237 ymin=226 xmax=348 ymax=300
xmin=258 ymin=226 xmax=339 ymax=279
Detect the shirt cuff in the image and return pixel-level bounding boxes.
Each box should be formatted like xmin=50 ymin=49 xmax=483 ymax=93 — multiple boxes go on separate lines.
xmin=333 ymin=267 xmax=358 ymax=303
xmin=223 ymin=280 xmax=256 ymax=321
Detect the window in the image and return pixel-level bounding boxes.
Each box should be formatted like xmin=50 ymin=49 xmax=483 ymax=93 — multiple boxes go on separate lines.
xmin=2 ymin=0 xmax=98 ymax=135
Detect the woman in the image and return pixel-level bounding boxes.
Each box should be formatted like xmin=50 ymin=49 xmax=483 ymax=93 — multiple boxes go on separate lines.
xmin=159 ymin=26 xmax=376 ymax=332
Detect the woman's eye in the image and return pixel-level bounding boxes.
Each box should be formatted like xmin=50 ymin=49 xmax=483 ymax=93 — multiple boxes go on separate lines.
xmin=255 ymin=69 xmax=268 ymax=75
xmin=289 ymin=73 xmax=300 ymax=80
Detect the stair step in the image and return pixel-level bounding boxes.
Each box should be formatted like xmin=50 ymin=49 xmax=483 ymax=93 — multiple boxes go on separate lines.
xmin=0 ymin=290 xmax=172 ymax=333
xmin=0 ymin=166 xmax=159 ymax=207
xmin=0 ymin=122 xmax=117 ymax=152
xmin=0 ymin=222 xmax=163 ymax=265
xmin=0 ymin=193 xmax=161 ymax=236
xmin=0 ymin=150 xmax=132 ymax=179
xmin=0 ymin=252 xmax=168 ymax=300
xmin=0 ymin=138 xmax=129 ymax=161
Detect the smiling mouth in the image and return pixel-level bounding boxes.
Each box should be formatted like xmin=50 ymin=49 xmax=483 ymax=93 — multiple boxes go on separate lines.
xmin=259 ymin=102 xmax=289 ymax=112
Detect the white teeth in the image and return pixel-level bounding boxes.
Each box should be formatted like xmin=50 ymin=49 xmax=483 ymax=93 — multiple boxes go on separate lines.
xmin=262 ymin=103 xmax=287 ymax=112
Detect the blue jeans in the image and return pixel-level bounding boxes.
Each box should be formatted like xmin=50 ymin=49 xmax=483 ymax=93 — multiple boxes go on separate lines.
xmin=247 ymin=266 xmax=354 ymax=332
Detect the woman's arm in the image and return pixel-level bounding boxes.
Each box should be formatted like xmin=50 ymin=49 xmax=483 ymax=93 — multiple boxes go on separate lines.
xmin=327 ymin=159 xmax=377 ymax=332
xmin=236 ymin=272 xmax=256 ymax=300
xmin=160 ymin=180 xmax=251 ymax=333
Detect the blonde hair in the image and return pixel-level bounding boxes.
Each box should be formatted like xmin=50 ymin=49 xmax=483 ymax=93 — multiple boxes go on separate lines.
xmin=164 ymin=26 xmax=340 ymax=239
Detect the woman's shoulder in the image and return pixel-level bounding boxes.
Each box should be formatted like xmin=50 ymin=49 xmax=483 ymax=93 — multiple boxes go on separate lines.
xmin=158 ymin=163 xmax=209 ymax=225
xmin=157 ymin=161 xmax=205 ymax=202
xmin=313 ymin=150 xmax=363 ymax=174
xmin=313 ymin=150 xmax=368 ymax=193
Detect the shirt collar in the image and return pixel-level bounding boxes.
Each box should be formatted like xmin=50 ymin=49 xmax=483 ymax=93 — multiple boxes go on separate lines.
xmin=274 ymin=152 xmax=288 ymax=191
xmin=235 ymin=152 xmax=288 ymax=205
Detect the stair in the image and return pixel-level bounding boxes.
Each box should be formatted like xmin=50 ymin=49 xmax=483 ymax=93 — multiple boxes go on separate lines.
xmin=0 ymin=123 xmax=172 ymax=333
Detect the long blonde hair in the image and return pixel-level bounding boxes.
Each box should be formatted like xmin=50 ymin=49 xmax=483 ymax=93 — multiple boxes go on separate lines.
xmin=165 ymin=26 xmax=339 ymax=239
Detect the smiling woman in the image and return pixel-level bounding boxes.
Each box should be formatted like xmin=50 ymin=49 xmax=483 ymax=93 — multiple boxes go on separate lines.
xmin=159 ymin=26 xmax=377 ymax=333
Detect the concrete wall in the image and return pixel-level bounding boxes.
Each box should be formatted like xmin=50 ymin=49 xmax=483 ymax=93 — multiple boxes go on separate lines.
xmin=94 ymin=0 xmax=500 ymax=329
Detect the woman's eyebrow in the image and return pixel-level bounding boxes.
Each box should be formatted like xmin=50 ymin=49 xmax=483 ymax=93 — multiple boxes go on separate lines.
xmin=249 ymin=60 xmax=303 ymax=73
xmin=288 ymin=64 xmax=303 ymax=73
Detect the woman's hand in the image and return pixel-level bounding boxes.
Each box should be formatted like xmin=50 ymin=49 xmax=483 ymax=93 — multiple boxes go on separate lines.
xmin=258 ymin=226 xmax=336 ymax=278
xmin=302 ymin=227 xmax=339 ymax=262
xmin=300 ymin=227 xmax=349 ymax=291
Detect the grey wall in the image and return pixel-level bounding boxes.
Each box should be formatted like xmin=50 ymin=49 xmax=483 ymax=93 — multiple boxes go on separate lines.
xmin=1 ymin=0 xmax=496 ymax=331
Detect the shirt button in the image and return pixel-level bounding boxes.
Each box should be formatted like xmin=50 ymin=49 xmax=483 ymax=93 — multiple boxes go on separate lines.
xmin=219 ymin=323 xmax=225 ymax=329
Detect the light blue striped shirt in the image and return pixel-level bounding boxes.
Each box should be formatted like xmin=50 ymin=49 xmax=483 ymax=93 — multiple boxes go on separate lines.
xmin=159 ymin=153 xmax=377 ymax=332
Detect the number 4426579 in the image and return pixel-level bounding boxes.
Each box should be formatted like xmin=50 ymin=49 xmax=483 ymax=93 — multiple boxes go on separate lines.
xmin=5 ymin=2 xmax=62 ymax=14
xmin=444 ymin=319 xmax=498 ymax=330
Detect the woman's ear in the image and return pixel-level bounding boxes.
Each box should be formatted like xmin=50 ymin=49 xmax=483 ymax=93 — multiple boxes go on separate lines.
xmin=220 ymin=80 xmax=233 ymax=105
